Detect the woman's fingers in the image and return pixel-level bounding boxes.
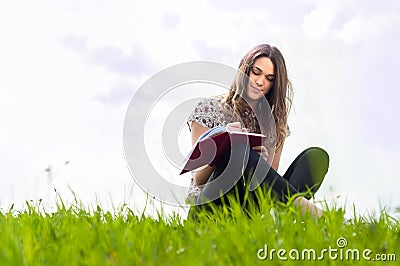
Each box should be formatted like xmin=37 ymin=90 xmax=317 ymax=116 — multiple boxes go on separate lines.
xmin=226 ymin=122 xmax=246 ymax=132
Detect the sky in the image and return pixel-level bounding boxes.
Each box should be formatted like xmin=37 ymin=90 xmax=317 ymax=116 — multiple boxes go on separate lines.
xmin=0 ymin=0 xmax=399 ymax=218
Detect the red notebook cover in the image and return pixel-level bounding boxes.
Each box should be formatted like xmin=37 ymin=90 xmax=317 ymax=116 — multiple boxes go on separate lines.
xmin=180 ymin=127 xmax=266 ymax=175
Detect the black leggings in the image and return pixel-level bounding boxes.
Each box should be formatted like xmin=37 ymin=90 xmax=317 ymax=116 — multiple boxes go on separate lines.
xmin=192 ymin=144 xmax=329 ymax=209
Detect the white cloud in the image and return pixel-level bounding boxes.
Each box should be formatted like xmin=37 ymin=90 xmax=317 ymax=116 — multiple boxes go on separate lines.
xmin=335 ymin=11 xmax=400 ymax=43
xmin=302 ymin=3 xmax=336 ymax=38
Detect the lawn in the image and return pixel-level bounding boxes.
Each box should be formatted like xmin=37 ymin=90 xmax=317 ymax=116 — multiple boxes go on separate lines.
xmin=0 ymin=193 xmax=399 ymax=265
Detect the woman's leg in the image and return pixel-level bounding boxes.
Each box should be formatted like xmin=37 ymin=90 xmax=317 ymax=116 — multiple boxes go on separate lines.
xmin=282 ymin=147 xmax=329 ymax=198
xmin=196 ymin=143 xmax=298 ymax=206
xmin=188 ymin=144 xmax=326 ymax=218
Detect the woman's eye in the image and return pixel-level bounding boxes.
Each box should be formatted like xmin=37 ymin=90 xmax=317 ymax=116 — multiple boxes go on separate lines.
xmin=252 ymin=68 xmax=261 ymax=75
xmin=266 ymin=75 xmax=275 ymax=81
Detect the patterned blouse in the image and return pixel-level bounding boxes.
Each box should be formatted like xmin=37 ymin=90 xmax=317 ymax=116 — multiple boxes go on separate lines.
xmin=187 ymin=96 xmax=227 ymax=130
xmin=185 ymin=96 xmax=289 ymax=204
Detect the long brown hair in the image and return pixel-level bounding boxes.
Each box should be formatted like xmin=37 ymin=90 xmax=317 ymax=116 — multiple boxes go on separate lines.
xmin=221 ymin=44 xmax=293 ymax=151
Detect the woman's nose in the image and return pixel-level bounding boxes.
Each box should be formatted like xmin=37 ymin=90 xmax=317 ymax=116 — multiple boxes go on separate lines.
xmin=255 ymin=77 xmax=264 ymax=86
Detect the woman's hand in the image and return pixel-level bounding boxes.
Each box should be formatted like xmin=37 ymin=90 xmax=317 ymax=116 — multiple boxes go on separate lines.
xmin=252 ymin=145 xmax=269 ymax=161
xmin=226 ymin=122 xmax=247 ymax=132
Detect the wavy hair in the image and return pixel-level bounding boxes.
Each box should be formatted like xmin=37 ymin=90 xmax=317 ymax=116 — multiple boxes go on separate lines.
xmin=221 ymin=44 xmax=293 ymax=150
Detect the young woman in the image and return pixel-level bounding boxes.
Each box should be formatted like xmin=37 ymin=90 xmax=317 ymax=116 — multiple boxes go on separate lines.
xmin=186 ymin=44 xmax=329 ymax=217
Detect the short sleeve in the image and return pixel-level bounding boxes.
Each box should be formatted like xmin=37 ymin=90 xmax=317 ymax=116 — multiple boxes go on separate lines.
xmin=187 ymin=97 xmax=226 ymax=130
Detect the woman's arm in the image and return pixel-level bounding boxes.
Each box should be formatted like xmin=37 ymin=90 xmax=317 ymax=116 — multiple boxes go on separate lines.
xmin=271 ymin=146 xmax=283 ymax=171
xmin=190 ymin=121 xmax=216 ymax=186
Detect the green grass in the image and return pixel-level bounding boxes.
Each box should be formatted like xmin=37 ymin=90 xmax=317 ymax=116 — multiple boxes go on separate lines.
xmin=0 ymin=193 xmax=399 ymax=265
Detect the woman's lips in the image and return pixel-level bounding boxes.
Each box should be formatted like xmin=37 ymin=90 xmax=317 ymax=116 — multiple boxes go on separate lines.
xmin=250 ymin=85 xmax=261 ymax=92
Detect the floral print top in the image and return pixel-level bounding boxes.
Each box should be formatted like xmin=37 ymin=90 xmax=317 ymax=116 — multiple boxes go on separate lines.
xmin=187 ymin=96 xmax=227 ymax=131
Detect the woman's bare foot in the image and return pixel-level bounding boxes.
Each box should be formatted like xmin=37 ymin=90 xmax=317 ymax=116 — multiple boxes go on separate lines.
xmin=293 ymin=197 xmax=323 ymax=218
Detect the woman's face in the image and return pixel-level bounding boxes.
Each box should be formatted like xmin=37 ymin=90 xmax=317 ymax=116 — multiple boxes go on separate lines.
xmin=246 ymin=56 xmax=275 ymax=102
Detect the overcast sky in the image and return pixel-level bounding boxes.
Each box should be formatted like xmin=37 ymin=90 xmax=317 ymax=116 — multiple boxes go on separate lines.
xmin=1 ymin=0 xmax=399 ymax=218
